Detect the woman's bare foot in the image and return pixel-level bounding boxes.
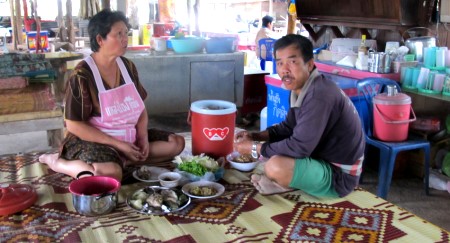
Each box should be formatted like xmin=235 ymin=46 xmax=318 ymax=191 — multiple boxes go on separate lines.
xmin=251 ymin=174 xmax=294 ymax=195
xmin=38 ymin=153 xmax=59 ymax=170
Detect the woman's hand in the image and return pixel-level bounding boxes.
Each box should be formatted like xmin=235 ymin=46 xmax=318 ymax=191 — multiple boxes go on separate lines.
xmin=136 ymin=137 xmax=150 ymax=161
xmin=116 ymin=140 xmax=145 ymax=162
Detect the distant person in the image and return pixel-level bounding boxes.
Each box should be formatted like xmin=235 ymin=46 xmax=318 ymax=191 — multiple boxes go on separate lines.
xmin=255 ymin=15 xmax=277 ymax=71
xmin=39 ymin=9 xmax=185 ymax=181
xmin=234 ymin=34 xmax=365 ymax=198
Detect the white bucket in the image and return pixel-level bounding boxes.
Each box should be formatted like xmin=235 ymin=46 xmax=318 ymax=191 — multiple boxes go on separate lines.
xmin=260 ymin=107 xmax=267 ymax=131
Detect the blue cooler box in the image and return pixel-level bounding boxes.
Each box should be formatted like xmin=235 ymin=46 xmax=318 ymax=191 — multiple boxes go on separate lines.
xmin=264 ymin=73 xmax=368 ymax=129
xmin=265 ymin=74 xmax=290 ymax=127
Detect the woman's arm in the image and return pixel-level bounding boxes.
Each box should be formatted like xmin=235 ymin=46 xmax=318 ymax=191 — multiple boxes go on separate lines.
xmin=135 ymin=109 xmax=149 ymax=159
xmin=65 ymin=119 xmax=144 ymax=161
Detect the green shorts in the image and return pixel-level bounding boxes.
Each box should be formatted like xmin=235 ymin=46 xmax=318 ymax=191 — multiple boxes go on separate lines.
xmin=289 ymin=157 xmax=339 ymax=198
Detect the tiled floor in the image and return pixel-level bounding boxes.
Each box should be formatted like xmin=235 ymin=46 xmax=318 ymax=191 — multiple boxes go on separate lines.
xmin=149 ymin=112 xmax=450 ymax=232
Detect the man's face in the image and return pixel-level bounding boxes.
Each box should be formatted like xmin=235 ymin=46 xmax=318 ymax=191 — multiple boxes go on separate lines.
xmin=275 ymin=44 xmax=314 ymax=94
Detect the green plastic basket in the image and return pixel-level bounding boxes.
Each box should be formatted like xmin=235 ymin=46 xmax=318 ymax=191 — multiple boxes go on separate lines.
xmin=404 ymin=54 xmax=415 ymax=62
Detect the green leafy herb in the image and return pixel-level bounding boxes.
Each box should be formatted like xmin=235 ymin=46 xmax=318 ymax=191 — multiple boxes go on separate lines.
xmin=178 ymin=161 xmax=208 ymax=176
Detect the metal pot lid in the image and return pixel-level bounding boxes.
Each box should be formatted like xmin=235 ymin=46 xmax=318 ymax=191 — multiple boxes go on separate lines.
xmin=0 ymin=183 xmax=38 ymax=216
xmin=373 ymin=92 xmax=411 ymax=105
xmin=405 ymin=36 xmax=436 ymax=42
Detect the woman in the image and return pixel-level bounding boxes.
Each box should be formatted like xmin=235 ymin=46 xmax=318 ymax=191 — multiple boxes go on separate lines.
xmin=39 ymin=9 xmax=185 ymax=181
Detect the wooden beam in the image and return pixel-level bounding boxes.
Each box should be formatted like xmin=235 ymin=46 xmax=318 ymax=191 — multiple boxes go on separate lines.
xmin=303 ymin=24 xmax=327 ymax=42
xmin=330 ymin=26 xmax=344 ymax=38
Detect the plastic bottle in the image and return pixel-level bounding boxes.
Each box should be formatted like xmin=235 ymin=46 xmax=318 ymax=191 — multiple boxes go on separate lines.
xmin=358 ymin=35 xmax=368 ymax=57
xmin=357 ymin=35 xmax=368 ymax=70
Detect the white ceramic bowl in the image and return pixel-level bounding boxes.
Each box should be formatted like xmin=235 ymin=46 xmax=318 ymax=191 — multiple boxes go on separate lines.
xmin=226 ymin=151 xmax=259 ymax=172
xmin=158 ymin=172 xmax=181 ymax=188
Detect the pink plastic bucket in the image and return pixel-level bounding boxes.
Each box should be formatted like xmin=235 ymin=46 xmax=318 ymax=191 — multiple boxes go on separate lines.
xmin=373 ymin=91 xmax=416 ymax=142
xmin=190 ymin=100 xmax=236 ymax=159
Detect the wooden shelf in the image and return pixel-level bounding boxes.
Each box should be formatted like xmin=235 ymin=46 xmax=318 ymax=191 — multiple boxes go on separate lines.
xmin=404 ymin=89 xmax=450 ymax=103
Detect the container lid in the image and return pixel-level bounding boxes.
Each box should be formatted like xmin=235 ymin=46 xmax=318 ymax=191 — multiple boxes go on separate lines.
xmin=190 ymin=100 xmax=237 ymax=115
xmin=0 ymin=183 xmax=38 ymax=216
xmin=373 ymin=92 xmax=411 ymax=105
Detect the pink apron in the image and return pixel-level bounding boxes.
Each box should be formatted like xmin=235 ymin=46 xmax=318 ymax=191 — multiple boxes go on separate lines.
xmin=85 ymin=56 xmax=145 ymax=144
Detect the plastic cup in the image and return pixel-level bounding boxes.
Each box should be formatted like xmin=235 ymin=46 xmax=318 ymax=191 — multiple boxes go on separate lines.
xmin=417 ymin=67 xmax=430 ymax=89
xmin=433 ymin=73 xmax=446 ymax=92
xmin=401 ymin=66 xmax=414 ymax=86
xmin=411 ymin=67 xmax=421 ymax=88
xmin=426 ymin=71 xmax=438 ymax=90
xmin=424 ymin=47 xmax=437 ymax=68
xmin=444 ymin=75 xmax=450 ymax=95
xmin=436 ymin=48 xmax=446 ymax=68
xmin=446 ymin=50 xmax=450 ymax=68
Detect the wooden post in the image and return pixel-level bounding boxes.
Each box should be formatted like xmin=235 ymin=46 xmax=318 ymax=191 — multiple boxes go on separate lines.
xmin=57 ymin=0 xmax=67 ymax=42
xmin=194 ymin=0 xmax=200 ymax=35
xmin=32 ymin=0 xmax=42 ymax=53
xmin=66 ymin=0 xmax=75 ymax=46
xmin=9 ymin=0 xmax=17 ymax=50
xmin=14 ymin=0 xmax=23 ymax=45
xmin=187 ymin=0 xmax=191 ymax=35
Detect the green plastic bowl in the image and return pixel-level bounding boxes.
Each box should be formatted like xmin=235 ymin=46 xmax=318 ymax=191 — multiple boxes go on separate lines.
xmin=170 ymin=37 xmax=204 ymax=54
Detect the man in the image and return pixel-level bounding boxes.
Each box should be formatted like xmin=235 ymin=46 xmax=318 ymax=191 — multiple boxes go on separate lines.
xmin=234 ymin=34 xmax=365 ymax=198
xmin=254 ymin=15 xmax=277 ymax=71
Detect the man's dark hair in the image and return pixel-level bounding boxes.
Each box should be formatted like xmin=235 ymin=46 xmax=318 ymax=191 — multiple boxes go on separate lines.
xmin=88 ymin=9 xmax=130 ymax=52
xmin=261 ymin=15 xmax=273 ymax=28
xmin=274 ymin=34 xmax=313 ymax=63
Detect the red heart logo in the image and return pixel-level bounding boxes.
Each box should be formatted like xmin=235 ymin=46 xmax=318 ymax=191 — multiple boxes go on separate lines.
xmin=203 ymin=127 xmax=230 ymax=141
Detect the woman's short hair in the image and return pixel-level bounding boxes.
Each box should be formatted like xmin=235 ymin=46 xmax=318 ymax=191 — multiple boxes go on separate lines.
xmin=274 ymin=34 xmax=313 ymax=63
xmin=88 ymin=9 xmax=130 ymax=52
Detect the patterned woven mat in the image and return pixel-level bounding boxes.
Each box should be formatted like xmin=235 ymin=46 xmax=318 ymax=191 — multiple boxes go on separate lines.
xmin=0 ymin=133 xmax=449 ymax=242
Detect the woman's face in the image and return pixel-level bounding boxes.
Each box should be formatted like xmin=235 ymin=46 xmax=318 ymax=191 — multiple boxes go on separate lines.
xmin=97 ymin=21 xmax=128 ymax=56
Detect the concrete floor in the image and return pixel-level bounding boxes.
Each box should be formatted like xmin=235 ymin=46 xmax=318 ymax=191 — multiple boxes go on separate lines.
xmin=148 ymin=112 xmax=450 ymax=232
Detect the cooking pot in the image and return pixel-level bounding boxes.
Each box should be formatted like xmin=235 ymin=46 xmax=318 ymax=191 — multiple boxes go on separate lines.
xmin=69 ymin=171 xmax=121 ymax=216
xmin=403 ymin=27 xmax=436 ymax=62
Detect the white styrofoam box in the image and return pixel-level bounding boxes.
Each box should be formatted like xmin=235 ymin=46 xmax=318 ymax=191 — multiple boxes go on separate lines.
xmin=330 ymin=38 xmax=378 ymax=53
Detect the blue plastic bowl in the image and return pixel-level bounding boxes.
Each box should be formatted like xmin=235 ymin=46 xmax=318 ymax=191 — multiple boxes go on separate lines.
xmin=205 ymin=37 xmax=236 ymax=54
xmin=170 ymin=37 xmax=204 ymax=54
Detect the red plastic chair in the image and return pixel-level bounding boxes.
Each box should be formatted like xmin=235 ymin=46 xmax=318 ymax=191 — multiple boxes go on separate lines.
xmin=356 ymin=78 xmax=430 ymax=199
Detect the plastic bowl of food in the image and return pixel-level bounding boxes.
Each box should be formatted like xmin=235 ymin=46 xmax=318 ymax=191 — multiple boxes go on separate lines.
xmin=170 ymin=37 xmax=204 ymax=54
xmin=158 ymin=172 xmax=181 ymax=188
xmin=226 ymin=151 xmax=259 ymax=172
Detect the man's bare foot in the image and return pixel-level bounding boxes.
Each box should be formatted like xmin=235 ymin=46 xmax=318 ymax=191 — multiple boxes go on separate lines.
xmin=38 ymin=153 xmax=59 ymax=169
xmin=251 ymin=174 xmax=294 ymax=195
